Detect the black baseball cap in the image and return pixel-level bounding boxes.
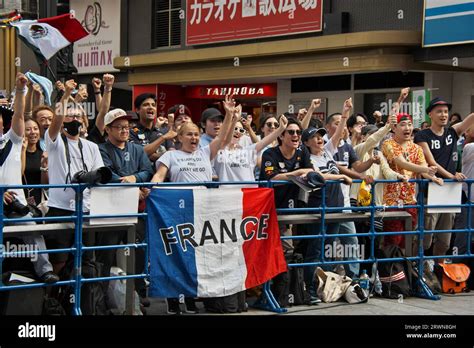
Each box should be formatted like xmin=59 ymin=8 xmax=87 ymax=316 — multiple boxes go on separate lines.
xmin=361 ymin=124 xmax=378 ymax=136
xmin=426 ymin=97 xmax=452 ymax=114
xmin=201 ymin=108 xmax=224 ymax=124
xmin=302 ymin=127 xmax=327 ymax=143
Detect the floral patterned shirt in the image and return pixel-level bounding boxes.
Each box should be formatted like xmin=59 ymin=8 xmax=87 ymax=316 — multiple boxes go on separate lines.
xmin=381 ymin=138 xmax=426 ymax=206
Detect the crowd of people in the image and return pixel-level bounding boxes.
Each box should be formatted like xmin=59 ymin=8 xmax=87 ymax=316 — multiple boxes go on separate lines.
xmin=1 ymin=72 xmax=473 ymax=313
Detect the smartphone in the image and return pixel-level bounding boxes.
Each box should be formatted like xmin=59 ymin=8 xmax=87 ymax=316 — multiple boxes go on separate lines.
xmin=241 ymin=112 xmax=248 ymax=119
xmin=373 ymin=149 xmax=378 ymax=156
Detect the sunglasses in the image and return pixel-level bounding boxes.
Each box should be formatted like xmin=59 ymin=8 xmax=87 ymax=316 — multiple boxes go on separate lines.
xmin=265 ymin=122 xmax=279 ymax=128
xmin=234 ymin=127 xmax=246 ymax=134
xmin=286 ymin=129 xmax=302 ymax=136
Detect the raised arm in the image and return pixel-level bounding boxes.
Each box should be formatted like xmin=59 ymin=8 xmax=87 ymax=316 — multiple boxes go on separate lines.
xmin=95 ymin=74 xmax=114 ymax=135
xmin=241 ymin=114 xmax=259 ymax=143
xmin=143 ymin=114 xmax=177 ymax=158
xmin=209 ymin=94 xmax=236 ymax=159
xmin=92 ymin=77 xmax=103 ymax=111
xmin=301 ymin=99 xmax=321 ymax=130
xmin=11 ymin=73 xmax=28 ymax=137
xmin=330 ymin=98 xmax=351 ymax=149
xmin=454 ymin=113 xmax=474 ymax=137
xmin=50 ymin=79 xmax=75 ymax=141
xmin=255 ymin=115 xmax=287 ymax=153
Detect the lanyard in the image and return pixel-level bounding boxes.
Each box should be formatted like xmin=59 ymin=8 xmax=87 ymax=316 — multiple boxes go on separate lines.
xmin=62 ymin=134 xmax=88 ymax=186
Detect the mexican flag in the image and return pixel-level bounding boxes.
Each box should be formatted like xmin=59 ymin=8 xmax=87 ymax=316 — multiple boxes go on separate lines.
xmin=10 ymin=14 xmax=88 ymax=60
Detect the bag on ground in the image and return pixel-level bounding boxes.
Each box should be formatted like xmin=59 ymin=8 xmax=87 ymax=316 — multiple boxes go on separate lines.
xmin=375 ymin=245 xmax=413 ymax=299
xmin=315 ymin=267 xmax=352 ymax=303
xmin=435 ymin=263 xmax=470 ymax=294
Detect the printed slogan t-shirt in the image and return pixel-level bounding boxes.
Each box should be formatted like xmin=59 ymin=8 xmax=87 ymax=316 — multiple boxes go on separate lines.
xmin=157 ymin=145 xmax=213 ymax=182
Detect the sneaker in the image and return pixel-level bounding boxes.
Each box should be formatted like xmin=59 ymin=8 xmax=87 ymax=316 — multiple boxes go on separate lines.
xmin=40 ymin=271 xmax=59 ymax=284
xmin=184 ymin=298 xmax=199 ymax=314
xmin=309 ymin=295 xmax=322 ymax=305
xmin=166 ymin=298 xmax=182 ymax=315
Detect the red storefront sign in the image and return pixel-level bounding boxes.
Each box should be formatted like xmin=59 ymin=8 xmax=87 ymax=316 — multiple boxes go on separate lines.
xmin=186 ymin=0 xmax=323 ymax=46
xmin=186 ymin=84 xmax=277 ymax=99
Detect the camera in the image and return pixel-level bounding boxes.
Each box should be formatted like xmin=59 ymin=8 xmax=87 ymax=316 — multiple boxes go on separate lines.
xmin=4 ymin=197 xmax=31 ymax=217
xmin=72 ymin=167 xmax=113 ymax=185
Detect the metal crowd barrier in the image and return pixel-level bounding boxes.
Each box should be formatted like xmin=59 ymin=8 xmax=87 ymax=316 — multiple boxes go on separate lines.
xmin=0 ymin=179 xmax=473 ymax=315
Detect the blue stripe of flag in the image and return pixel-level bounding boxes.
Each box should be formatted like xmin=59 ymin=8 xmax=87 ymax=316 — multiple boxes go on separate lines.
xmin=148 ymin=188 xmax=198 ymax=298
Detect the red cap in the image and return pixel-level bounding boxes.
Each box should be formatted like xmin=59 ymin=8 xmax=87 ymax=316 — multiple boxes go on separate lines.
xmin=397 ymin=113 xmax=412 ymax=124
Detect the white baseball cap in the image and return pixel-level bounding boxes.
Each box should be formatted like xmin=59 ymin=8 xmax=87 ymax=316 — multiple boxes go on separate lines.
xmin=104 ymin=108 xmax=131 ymax=126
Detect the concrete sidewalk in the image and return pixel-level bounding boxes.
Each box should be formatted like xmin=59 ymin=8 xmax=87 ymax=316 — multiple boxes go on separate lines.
xmin=144 ymin=293 xmax=474 ymax=316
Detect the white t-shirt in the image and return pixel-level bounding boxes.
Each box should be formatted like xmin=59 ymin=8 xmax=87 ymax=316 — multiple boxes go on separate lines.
xmin=0 ymin=129 xmax=27 ymax=205
xmin=214 ymin=144 xmax=258 ymax=187
xmin=239 ymin=135 xmax=253 ymax=148
xmin=157 ymin=145 xmax=213 ymax=182
xmin=45 ymin=130 xmax=104 ymax=212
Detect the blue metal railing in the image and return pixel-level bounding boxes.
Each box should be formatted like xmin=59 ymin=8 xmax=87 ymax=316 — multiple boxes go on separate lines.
xmin=1 ymin=179 xmax=473 ymax=314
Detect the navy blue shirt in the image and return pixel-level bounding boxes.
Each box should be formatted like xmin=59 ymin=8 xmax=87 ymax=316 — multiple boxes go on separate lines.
xmin=414 ymin=127 xmax=459 ymax=176
xmin=99 ymin=141 xmax=154 ymax=183
xmin=333 ymin=141 xmax=359 ymax=168
xmin=260 ymin=145 xmax=312 ymax=209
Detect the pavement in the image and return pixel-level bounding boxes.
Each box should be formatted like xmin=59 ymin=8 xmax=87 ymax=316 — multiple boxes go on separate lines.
xmin=143 ymin=292 xmax=474 ymax=316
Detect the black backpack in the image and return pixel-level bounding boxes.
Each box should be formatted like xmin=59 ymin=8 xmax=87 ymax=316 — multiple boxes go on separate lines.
xmin=270 ymin=253 xmax=311 ymax=307
xmin=58 ymin=260 xmax=109 ymax=315
xmin=375 ymin=245 xmax=413 ymax=299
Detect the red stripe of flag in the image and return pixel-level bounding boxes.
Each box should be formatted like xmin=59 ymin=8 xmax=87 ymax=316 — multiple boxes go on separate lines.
xmin=241 ymin=188 xmax=287 ymax=289
xmin=38 ymin=13 xmax=88 ymax=43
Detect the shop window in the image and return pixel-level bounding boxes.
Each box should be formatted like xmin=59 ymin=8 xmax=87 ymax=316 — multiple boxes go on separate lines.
xmin=153 ymin=0 xmax=181 ymax=48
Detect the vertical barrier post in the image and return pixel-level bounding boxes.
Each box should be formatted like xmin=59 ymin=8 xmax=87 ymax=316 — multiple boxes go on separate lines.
xmin=467 ymin=181 xmax=472 ymax=257
xmin=72 ymin=184 xmax=85 ymax=315
xmin=252 ymin=180 xmax=286 ymax=313
xmin=415 ymin=179 xmax=440 ymax=300
xmin=369 ymin=181 xmax=376 ymax=262
xmin=320 ymin=181 xmax=327 ymax=266
xmin=0 ymin=186 xmax=4 ymax=285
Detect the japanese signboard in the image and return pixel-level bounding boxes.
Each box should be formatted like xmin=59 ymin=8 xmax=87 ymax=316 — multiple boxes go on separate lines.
xmin=186 ymin=0 xmax=323 ymax=45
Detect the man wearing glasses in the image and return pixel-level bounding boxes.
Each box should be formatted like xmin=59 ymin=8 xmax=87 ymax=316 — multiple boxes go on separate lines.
xmin=45 ymin=79 xmax=105 ymax=275
xmin=98 ymin=108 xmax=154 ymax=309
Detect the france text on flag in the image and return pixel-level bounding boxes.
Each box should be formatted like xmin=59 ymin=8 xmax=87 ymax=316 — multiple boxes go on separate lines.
xmin=147 ymin=188 xmax=288 ymax=298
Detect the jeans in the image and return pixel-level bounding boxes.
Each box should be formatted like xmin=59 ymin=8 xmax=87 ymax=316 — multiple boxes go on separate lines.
xmin=337 ymin=221 xmax=360 ymax=279
xmin=303 ymin=222 xmax=340 ymax=295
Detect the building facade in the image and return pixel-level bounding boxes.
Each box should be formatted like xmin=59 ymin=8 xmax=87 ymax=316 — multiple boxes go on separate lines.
xmin=112 ymin=0 xmax=474 ymax=126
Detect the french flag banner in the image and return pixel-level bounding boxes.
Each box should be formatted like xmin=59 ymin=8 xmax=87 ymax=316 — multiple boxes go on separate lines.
xmin=147 ymin=188 xmax=288 ymax=298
